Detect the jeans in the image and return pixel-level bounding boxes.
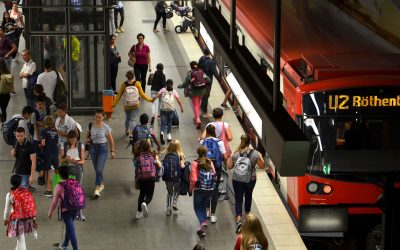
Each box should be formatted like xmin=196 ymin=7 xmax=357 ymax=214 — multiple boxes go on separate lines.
xmin=191 ymin=96 xmax=202 ymax=123
xmin=61 ymin=210 xmax=78 ymax=250
xmin=137 ymin=180 xmax=155 ymax=211
xmin=124 ymin=108 xmax=139 ymax=131
xmin=160 ymin=110 xmax=173 ymax=134
xmin=18 ymin=175 xmax=29 ymax=189
xmin=154 ymin=11 xmax=166 ymax=30
xmin=210 ymin=169 xmax=221 ymax=214
xmin=193 ymin=190 xmax=212 ymax=226
xmin=90 ymin=143 xmax=108 ymax=186
xmin=134 ymin=64 xmax=148 ymax=93
xmin=114 ymin=7 xmax=125 ymax=28
xmin=232 ymin=179 xmax=257 ymax=217
xmin=109 ymin=9 xmax=116 ymax=34
xmin=4 ymin=57 xmax=12 ymax=72
xmin=201 ymin=81 xmax=213 ymax=114
xmin=23 ymin=88 xmax=35 ymax=108
xmin=0 ymin=93 xmax=10 ymax=122
xmin=110 ymin=63 xmax=118 ymax=92
xmin=150 ymin=90 xmax=161 ymax=117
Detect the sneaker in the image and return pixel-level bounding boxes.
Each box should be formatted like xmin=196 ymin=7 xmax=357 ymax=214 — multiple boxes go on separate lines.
xmin=12 ymin=58 xmax=16 ymax=62
xmin=220 ymin=103 xmax=230 ymax=110
xmin=94 ymin=187 xmax=100 ymax=198
xmin=153 ymin=29 xmax=160 ymax=32
xmin=42 ymin=190 xmax=53 ymax=197
xmin=172 ymin=203 xmax=178 ymax=211
xmin=28 ymin=185 xmax=36 ymax=192
xmin=116 ymin=28 xmax=121 ymax=33
xmin=167 ymin=133 xmax=172 ymax=142
xmin=160 ymin=132 xmax=165 ymax=145
xmin=98 ymin=184 xmax=104 ymax=193
xmin=58 ymin=243 xmax=67 ymax=250
xmin=77 ymin=213 xmax=86 ymax=221
xmin=37 ymin=176 xmax=45 ymax=186
xmin=163 ymin=28 xmax=169 ymax=32
xmin=135 ymin=211 xmax=143 ymax=219
xmin=202 ymin=113 xmax=212 ymax=118
xmin=235 ymin=221 xmax=242 ymax=234
xmin=119 ymin=27 xmax=125 ymax=32
xmin=210 ymin=215 xmax=218 ymax=223
xmin=166 ymin=209 xmax=172 ymax=216
xmin=10 ymin=91 xmax=16 ymax=96
xmin=196 ymin=225 xmax=207 ymax=238
xmin=150 ymin=116 xmax=155 ymax=126
xmin=141 ymin=202 xmax=148 ymax=217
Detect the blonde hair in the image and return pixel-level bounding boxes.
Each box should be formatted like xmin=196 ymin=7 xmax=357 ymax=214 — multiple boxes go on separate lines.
xmin=197 ymin=146 xmax=212 ymax=171
xmin=44 ymin=115 xmax=54 ymax=127
xmin=240 ymin=213 xmax=269 ymax=250
xmin=236 ymin=134 xmax=251 ymax=152
xmin=165 ymin=139 xmax=184 ymax=158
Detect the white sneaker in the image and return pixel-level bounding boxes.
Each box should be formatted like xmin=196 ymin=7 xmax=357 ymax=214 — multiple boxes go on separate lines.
xmin=135 ymin=211 xmax=143 ymax=219
xmin=98 ymin=184 xmax=104 ymax=193
xmin=141 ymin=202 xmax=148 ymax=217
xmin=94 ymin=188 xmax=100 ymax=198
xmin=167 ymin=133 xmax=172 ymax=142
xmin=210 ymin=215 xmax=218 ymax=223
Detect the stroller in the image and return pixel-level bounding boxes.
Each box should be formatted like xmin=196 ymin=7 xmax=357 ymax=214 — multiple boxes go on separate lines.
xmin=170 ymin=2 xmax=195 ymax=33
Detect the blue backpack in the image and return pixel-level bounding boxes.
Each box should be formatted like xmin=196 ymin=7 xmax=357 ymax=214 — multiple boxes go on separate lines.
xmin=2 ymin=116 xmax=22 ymax=145
xmin=162 ymin=153 xmax=181 ymax=182
xmin=202 ymin=138 xmax=223 ymax=169
xmin=197 ymin=167 xmax=216 ymax=190
xmin=132 ymin=125 xmax=152 ymax=145
xmin=26 ymin=71 xmax=40 ymax=98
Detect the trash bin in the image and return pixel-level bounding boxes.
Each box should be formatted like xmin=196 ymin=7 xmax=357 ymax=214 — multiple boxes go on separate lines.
xmin=102 ymin=90 xmax=114 ymax=119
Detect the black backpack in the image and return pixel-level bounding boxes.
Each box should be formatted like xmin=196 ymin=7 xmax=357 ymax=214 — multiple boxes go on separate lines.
xmin=162 ymin=153 xmax=181 ymax=182
xmin=3 ymin=116 xmax=23 ymax=146
xmin=26 ymin=71 xmax=40 ymax=98
xmin=53 ymin=71 xmax=67 ymax=105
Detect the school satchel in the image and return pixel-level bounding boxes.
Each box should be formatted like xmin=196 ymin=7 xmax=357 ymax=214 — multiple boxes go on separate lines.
xmin=53 ymin=70 xmax=67 ymax=104
xmin=10 ymin=188 xmax=37 ymax=220
xmin=60 ymin=179 xmax=86 ymax=210
xmin=0 ymin=73 xmax=14 ymax=94
xmin=124 ymin=82 xmax=140 ymax=107
xmin=135 ymin=152 xmax=157 ymax=180
xmin=232 ymin=150 xmax=254 ymax=183
xmin=162 ymin=153 xmax=181 ymax=182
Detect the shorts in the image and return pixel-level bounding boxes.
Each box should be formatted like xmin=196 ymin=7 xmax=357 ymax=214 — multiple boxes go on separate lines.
xmin=43 ymin=154 xmax=60 ymax=171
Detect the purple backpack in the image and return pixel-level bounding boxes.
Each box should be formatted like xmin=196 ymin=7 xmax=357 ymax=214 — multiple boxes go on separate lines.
xmin=60 ymin=179 xmax=86 ymax=210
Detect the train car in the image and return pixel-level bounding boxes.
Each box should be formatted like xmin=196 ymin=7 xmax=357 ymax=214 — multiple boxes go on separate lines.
xmin=213 ymin=0 xmax=400 ymax=241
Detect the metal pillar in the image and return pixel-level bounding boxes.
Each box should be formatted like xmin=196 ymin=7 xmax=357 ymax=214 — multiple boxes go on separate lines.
xmin=273 ymin=0 xmax=281 ymax=112
xmin=229 ymin=0 xmax=236 ymax=50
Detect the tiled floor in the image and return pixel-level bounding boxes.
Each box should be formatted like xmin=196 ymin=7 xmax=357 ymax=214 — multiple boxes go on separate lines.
xmin=0 ymin=1 xmax=305 ymax=249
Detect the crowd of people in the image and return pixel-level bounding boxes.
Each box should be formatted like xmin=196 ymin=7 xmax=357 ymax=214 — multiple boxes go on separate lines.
xmin=0 ymin=1 xmax=269 ymax=250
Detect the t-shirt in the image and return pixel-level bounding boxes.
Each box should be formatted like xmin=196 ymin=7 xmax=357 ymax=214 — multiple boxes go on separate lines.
xmin=40 ymin=127 xmax=59 ymax=155
xmin=37 ymin=71 xmax=61 ymax=101
xmin=14 ymin=140 xmax=36 ymax=175
xmin=0 ymin=37 xmax=14 ymax=57
xmin=206 ymin=121 xmax=230 ymax=139
xmin=129 ymin=44 xmax=150 ymax=65
xmin=20 ymin=60 xmax=36 ymax=89
xmin=60 ymin=143 xmax=81 ymax=167
xmin=231 ymin=149 xmax=261 ymax=181
xmin=18 ymin=116 xmax=36 ymax=142
xmin=150 ymin=71 xmax=166 ymax=92
xmin=55 ymin=115 xmax=77 ymax=144
xmin=90 ymin=123 xmax=112 ymax=144
xmin=157 ymin=88 xmax=179 ymax=99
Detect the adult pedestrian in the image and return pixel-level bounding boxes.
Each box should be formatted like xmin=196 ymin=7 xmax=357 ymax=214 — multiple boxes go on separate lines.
xmin=178 ymin=61 xmax=210 ymax=129
xmin=113 ymin=70 xmax=153 ymax=136
xmin=201 ymin=107 xmax=233 ymax=158
xmin=70 ymin=35 xmax=80 ymax=93
xmin=37 ymin=59 xmax=60 ymax=102
xmin=128 ymin=33 xmax=152 ymax=92
xmin=234 ymin=213 xmax=269 ymax=250
xmin=190 ymin=146 xmax=217 ymax=238
xmin=48 ymin=165 xmax=80 ymax=250
xmin=153 ymin=79 xmax=184 ymax=144
xmin=55 ymin=103 xmax=78 ymax=145
xmin=0 ymin=26 xmax=17 ymax=71
xmin=19 ymin=49 xmax=36 ymax=107
xmin=149 ymin=63 xmax=166 ymax=125
xmin=11 ymin=127 xmax=36 ymax=189
xmin=86 ymin=110 xmax=115 ymax=198
xmin=9 ymin=1 xmax=23 ymax=60
xmin=2 ymin=11 xmax=17 ymax=46
xmin=0 ymin=58 xmax=13 ymax=123
xmin=227 ymin=134 xmax=265 ymax=233
xmin=109 ymin=34 xmax=121 ymax=92
xmin=198 ymin=48 xmax=220 ymax=117
xmin=162 ymin=140 xmax=185 ymax=215
xmin=4 ymin=175 xmax=38 ymax=250
xmin=114 ymin=1 xmax=125 ymax=33
xmin=133 ymin=140 xmax=161 ymax=219
xmin=153 ymin=1 xmax=169 ymax=32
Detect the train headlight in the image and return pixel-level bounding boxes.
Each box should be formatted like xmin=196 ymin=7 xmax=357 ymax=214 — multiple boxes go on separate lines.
xmin=307 ymin=182 xmax=319 ymax=194
xmin=323 ymin=185 xmax=333 ymax=194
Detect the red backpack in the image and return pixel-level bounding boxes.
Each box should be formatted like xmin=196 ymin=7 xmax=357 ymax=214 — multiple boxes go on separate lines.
xmin=190 ymin=69 xmax=207 ymax=88
xmin=135 ymin=152 xmax=157 ymax=180
xmin=10 ymin=188 xmax=37 ymax=220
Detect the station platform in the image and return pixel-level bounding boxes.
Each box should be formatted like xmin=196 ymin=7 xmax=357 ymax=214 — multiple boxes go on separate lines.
xmin=0 ymin=2 xmax=305 ymax=249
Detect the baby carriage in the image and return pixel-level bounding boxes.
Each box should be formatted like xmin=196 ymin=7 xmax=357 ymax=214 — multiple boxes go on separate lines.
xmin=170 ymin=2 xmax=196 ymax=33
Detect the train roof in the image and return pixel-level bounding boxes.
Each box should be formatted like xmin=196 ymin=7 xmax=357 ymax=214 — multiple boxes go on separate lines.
xmin=220 ymin=0 xmax=399 ymax=63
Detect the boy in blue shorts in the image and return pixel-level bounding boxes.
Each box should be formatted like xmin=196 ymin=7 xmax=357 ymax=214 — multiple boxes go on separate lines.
xmin=40 ymin=115 xmax=59 ymax=197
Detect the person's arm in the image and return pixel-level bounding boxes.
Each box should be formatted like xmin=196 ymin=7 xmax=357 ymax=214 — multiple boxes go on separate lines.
xmin=211 ymin=61 xmax=221 ymax=81
xmin=176 ymin=97 xmax=184 ymax=113
xmin=146 ymin=50 xmax=152 ymax=72
xmin=5 ymin=40 xmax=17 ymax=59
xmin=106 ymin=131 xmax=116 ymax=159
xmin=225 ymin=123 xmax=233 ymax=141
xmin=178 ymin=72 xmax=191 ymax=88
xmin=77 ymin=144 xmax=85 ymax=165
xmin=48 ymin=184 xmax=62 ymax=218
xmin=60 ymin=147 xmax=65 ymax=161
xmin=189 ymin=161 xmax=198 ymax=193
xmin=136 ymin=82 xmax=153 ymax=102
xmin=200 ymin=128 xmax=207 ymax=140
xmin=40 ymin=138 xmax=46 ymax=147
xmin=4 ymin=193 xmax=12 ymax=223
xmin=112 ymin=82 xmax=125 ymax=107
xmin=150 ymin=128 xmax=161 ymax=151
xmin=256 ymin=152 xmax=265 ymax=169
xmin=227 ymin=153 xmax=236 ymax=170
xmin=29 ymin=153 xmax=37 ymax=184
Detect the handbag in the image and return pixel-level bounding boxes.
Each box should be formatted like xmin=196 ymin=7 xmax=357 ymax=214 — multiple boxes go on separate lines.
xmin=147 ymin=73 xmax=154 ymax=85
xmin=128 ymin=58 xmax=135 ymax=67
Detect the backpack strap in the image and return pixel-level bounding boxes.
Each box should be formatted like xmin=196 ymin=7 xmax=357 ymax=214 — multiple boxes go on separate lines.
xmin=87 ymin=122 xmax=93 ymax=140
xmin=63 ymin=142 xmax=69 ymax=159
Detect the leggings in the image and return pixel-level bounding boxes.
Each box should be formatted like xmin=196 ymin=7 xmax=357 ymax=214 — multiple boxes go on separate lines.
xmin=114 ymin=7 xmax=125 ymax=28
xmin=0 ymin=93 xmax=10 ymax=122
xmin=165 ymin=181 xmax=180 ymax=208
xmin=137 ymin=180 xmax=155 ymax=211
xmin=154 ymin=11 xmax=166 ymax=30
xmin=191 ymin=96 xmax=202 ymax=123
xmin=16 ymin=233 xmax=26 ymax=250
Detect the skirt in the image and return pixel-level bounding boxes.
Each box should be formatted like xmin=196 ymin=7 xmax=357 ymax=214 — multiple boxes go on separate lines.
xmin=6 ymin=219 xmax=34 ymax=237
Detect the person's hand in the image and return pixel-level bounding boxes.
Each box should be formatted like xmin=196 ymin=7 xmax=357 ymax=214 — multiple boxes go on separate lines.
xmin=10 ymin=148 xmax=16 ymax=156
xmin=4 ymin=220 xmax=9 ymax=226
xmin=111 ymin=151 xmax=116 ymax=159
xmin=48 ymin=214 xmax=52 ymax=219
xmin=180 ymin=108 xmax=184 ymax=113
xmin=29 ymin=174 xmax=35 ymax=185
xmin=148 ymin=66 xmax=152 ymax=72
xmin=4 ymin=54 xmax=10 ymax=59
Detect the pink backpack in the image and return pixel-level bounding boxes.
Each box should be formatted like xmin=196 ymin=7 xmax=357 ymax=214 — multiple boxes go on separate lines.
xmin=60 ymin=179 xmax=86 ymax=210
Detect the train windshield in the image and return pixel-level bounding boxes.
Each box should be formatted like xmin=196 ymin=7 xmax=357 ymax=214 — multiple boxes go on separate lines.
xmin=301 ymin=87 xmax=400 ymax=167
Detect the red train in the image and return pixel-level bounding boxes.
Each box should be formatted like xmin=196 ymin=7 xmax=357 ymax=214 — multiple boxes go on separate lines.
xmin=214 ymin=0 xmax=400 ymax=241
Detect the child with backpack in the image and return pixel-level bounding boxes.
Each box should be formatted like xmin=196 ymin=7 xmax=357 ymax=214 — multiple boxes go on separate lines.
xmin=227 ymin=134 xmax=265 ymax=234
xmin=199 ymin=124 xmax=226 ymax=223
xmin=153 ymin=79 xmax=184 ymax=144
xmin=133 ymin=140 xmax=162 ymax=219
xmin=189 ymin=146 xmax=217 ymax=237
xmin=131 ymin=113 xmax=161 ymax=152
xmin=40 ymin=115 xmax=59 ymax=197
xmin=48 ymin=165 xmax=85 ymax=250
xmin=4 ymin=175 xmax=38 ymax=250
xmin=113 ymin=70 xmax=153 ymax=136
xmin=162 ymin=139 xmax=185 ymax=216
xmin=149 ymin=63 xmax=166 ymax=125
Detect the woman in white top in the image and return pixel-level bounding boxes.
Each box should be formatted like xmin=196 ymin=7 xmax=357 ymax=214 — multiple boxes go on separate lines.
xmin=9 ymin=1 xmax=24 ymax=59
xmin=86 ymin=110 xmax=115 ymax=198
